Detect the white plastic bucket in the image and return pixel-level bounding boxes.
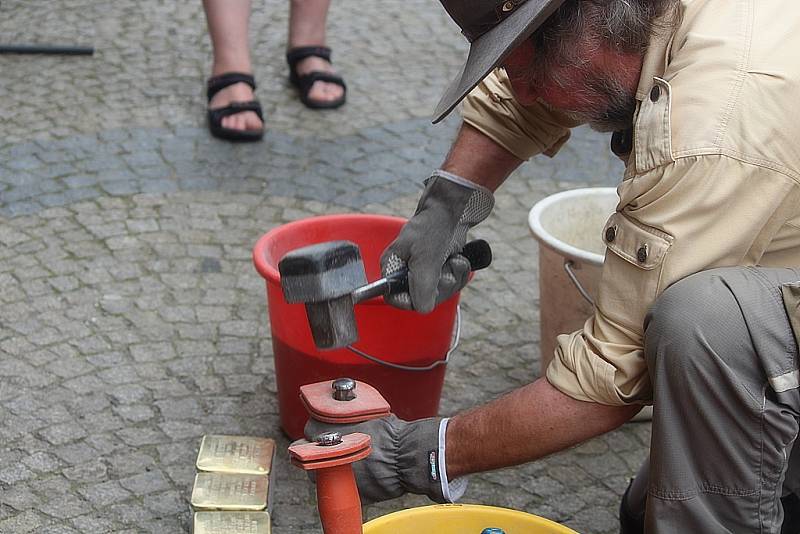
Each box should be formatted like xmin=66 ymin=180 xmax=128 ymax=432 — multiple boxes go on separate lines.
xmin=528 ymin=187 xmax=652 ymax=421
xmin=529 ymin=187 xmax=616 ymax=372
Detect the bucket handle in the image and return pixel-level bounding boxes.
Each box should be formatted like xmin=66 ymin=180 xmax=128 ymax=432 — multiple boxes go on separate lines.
xmin=564 ymin=260 xmax=595 ymax=306
xmin=344 ymin=305 xmax=462 ymax=372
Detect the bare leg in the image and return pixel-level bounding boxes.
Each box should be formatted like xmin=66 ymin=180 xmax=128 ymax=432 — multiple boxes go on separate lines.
xmin=203 ymin=0 xmax=263 ymax=132
xmin=288 ymin=0 xmax=344 ymax=103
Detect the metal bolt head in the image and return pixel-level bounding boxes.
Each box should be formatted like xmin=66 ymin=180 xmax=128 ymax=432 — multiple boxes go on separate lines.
xmin=315 ymin=432 xmax=343 ymax=447
xmin=481 ymin=529 xmax=506 ymax=534
xmin=331 ymin=378 xmax=356 ymax=401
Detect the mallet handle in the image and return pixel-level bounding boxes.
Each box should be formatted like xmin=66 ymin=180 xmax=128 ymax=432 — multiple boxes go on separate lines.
xmin=350 ymin=277 xmax=392 ymax=304
xmin=351 ymin=239 xmax=492 ymax=304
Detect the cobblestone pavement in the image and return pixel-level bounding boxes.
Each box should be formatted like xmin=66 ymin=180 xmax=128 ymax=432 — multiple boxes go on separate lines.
xmin=0 ymin=1 xmax=649 ymax=533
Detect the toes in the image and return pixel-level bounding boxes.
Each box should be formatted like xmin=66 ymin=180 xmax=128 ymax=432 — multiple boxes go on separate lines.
xmin=308 ymin=81 xmax=343 ymax=103
xmin=325 ymin=83 xmax=344 ymax=100
xmin=231 ymin=113 xmax=246 ymax=131
xmin=244 ymin=112 xmax=263 ymax=131
xmin=308 ymin=81 xmax=328 ymax=102
xmin=223 ymin=113 xmax=242 ymax=131
xmin=221 ymin=111 xmax=262 ymax=132
xmin=294 ymin=57 xmax=344 ymax=103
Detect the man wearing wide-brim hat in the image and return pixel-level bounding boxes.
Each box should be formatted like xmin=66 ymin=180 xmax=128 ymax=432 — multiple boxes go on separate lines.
xmin=304 ymin=0 xmax=800 ymax=531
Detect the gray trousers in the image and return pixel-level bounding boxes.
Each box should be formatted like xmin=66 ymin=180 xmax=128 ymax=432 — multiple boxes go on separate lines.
xmin=622 ymin=267 xmax=800 ymax=533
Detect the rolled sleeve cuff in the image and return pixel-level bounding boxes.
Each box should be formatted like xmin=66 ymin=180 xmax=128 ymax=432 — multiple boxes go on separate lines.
xmin=546 ymin=321 xmax=652 ymax=406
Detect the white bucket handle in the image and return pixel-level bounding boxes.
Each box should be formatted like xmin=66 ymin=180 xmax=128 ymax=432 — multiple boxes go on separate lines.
xmin=564 ymin=260 xmax=595 ymax=306
xmin=344 ymin=305 xmax=462 ymax=372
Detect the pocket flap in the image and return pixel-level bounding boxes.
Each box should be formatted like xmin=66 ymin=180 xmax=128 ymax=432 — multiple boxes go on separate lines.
xmin=603 ymin=212 xmax=673 ymax=270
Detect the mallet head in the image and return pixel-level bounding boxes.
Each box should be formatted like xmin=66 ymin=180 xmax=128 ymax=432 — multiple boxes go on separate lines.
xmin=278 ymin=241 xmax=368 ymax=349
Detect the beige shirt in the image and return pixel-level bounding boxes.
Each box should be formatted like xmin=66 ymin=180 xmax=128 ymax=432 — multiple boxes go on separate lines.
xmin=462 ymin=0 xmax=800 ymax=405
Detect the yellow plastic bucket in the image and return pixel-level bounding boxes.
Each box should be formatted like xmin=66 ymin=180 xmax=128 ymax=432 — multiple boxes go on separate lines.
xmin=363 ymin=504 xmax=579 ymax=533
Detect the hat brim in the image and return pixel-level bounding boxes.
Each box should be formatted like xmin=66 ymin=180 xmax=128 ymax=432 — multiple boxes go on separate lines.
xmin=432 ymin=0 xmax=566 ymax=124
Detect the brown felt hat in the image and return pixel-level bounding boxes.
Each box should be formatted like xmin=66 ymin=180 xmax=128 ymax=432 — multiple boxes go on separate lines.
xmin=433 ymin=0 xmax=567 ymax=123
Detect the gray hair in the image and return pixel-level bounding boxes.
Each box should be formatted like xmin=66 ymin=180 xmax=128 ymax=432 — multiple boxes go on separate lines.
xmin=528 ymin=0 xmax=682 ymax=86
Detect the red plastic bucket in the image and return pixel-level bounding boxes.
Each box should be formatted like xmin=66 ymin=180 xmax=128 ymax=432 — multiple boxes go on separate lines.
xmin=253 ymin=214 xmax=461 ymax=439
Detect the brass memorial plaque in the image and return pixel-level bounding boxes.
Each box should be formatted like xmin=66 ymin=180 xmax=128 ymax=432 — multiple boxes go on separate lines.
xmin=193 ymin=511 xmax=271 ymax=534
xmin=191 ymin=472 xmax=269 ymax=511
xmin=196 ymin=435 xmax=276 ymax=475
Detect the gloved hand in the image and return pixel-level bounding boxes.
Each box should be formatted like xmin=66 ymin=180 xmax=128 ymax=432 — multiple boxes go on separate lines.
xmin=302 ymin=415 xmax=446 ymax=504
xmin=381 ymin=170 xmax=494 ymax=313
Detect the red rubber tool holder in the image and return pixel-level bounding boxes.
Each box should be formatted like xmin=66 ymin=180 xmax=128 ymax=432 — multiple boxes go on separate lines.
xmin=289 ymin=432 xmax=371 ymax=534
xmin=299 ymin=379 xmax=391 ymax=424
xmin=290 ymin=378 xmax=392 ymax=533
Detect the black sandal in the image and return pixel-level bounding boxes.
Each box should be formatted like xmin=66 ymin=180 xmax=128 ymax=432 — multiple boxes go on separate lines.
xmin=286 ymin=46 xmax=346 ymax=110
xmin=206 ymin=72 xmax=264 ymax=142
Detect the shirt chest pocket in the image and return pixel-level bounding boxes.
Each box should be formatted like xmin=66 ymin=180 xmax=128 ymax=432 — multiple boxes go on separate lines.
xmin=597 ymin=212 xmax=674 ymax=330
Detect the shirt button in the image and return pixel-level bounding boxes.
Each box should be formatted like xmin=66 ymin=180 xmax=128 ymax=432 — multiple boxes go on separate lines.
xmin=649 ymin=85 xmax=661 ymax=102
xmin=637 ymin=245 xmax=648 ymax=263
xmin=605 ymin=226 xmax=617 ymax=243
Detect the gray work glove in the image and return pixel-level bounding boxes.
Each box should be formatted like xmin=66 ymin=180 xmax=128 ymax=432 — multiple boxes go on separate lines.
xmin=381 ymin=170 xmax=494 ymax=313
xmin=302 ymin=415 xmax=445 ymax=504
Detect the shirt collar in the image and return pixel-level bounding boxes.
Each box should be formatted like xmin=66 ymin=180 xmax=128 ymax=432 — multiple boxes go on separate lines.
xmin=635 ymin=13 xmax=678 ymax=101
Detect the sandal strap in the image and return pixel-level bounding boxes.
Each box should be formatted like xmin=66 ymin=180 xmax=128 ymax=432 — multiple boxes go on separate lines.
xmin=286 ymin=46 xmax=332 ymax=70
xmin=207 ymin=100 xmax=264 ymax=122
xmin=207 ymin=72 xmax=256 ymax=102
xmin=293 ymin=71 xmax=346 ymax=95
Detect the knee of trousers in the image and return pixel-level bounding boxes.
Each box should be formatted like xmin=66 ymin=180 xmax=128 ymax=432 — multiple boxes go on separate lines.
xmin=644 ymin=269 xmax=749 ymax=383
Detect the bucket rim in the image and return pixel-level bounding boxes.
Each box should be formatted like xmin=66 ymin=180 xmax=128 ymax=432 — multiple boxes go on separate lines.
xmin=252 ymin=213 xmax=407 ymax=283
xmin=528 ymin=187 xmax=617 ymax=266
xmin=363 ymin=504 xmax=579 ymax=533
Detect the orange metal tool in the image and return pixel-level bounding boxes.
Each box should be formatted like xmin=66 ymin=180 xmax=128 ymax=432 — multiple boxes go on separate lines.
xmin=290 ymin=378 xmax=392 ymax=534
xmin=289 ymin=432 xmax=371 ymax=534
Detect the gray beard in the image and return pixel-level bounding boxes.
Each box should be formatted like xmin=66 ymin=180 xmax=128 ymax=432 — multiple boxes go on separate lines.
xmin=557 ymin=72 xmax=638 ymax=133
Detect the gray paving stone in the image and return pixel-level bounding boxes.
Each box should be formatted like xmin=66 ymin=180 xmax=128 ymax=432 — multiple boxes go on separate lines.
xmin=159 ymin=421 xmax=206 ymax=440
xmin=154 ymin=398 xmax=204 ymax=420
xmin=0 ymin=464 xmax=35 ymax=485
xmin=118 ymin=469 xmax=171 ymax=495
xmin=129 ymin=341 xmax=176 ymax=362
xmin=22 ymin=452 xmax=62 ymax=474
xmin=78 ymin=480 xmax=132 ymax=506
xmin=116 ymin=426 xmax=170 ymax=447
xmin=43 ymin=526 xmax=82 ymax=534
xmin=113 ymin=404 xmax=156 ymax=423
xmin=62 ymin=460 xmax=109 ymax=484
xmin=142 ymin=490 xmax=185 ymax=516
xmin=0 ymin=510 xmax=46 ymax=533
xmin=69 ymin=513 xmax=120 ymax=533
xmin=1 ymin=484 xmax=43 ymax=513
xmin=162 ymin=463 xmax=198 ymax=489
xmin=39 ymin=494 xmax=89 ymax=521
xmin=52 ymin=441 xmax=99 ymax=466
xmin=7 ymin=156 xmax=43 ymax=172
xmin=106 ymin=451 xmax=157 ymax=477
xmin=107 ymin=502 xmax=155 ymax=524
